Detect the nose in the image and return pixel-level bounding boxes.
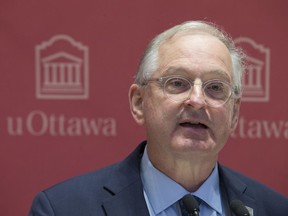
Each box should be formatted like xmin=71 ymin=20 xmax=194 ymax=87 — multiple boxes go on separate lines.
xmin=183 ymin=82 xmax=207 ymax=110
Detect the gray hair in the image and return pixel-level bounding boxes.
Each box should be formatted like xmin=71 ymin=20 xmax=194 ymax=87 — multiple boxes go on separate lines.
xmin=135 ymin=20 xmax=245 ymax=96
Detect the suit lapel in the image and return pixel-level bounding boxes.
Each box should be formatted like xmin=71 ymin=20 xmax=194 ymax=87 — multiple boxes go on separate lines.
xmin=102 ymin=180 xmax=149 ymax=216
xmin=219 ymin=165 xmax=256 ymax=216
xmin=101 ymin=142 xmax=150 ymax=216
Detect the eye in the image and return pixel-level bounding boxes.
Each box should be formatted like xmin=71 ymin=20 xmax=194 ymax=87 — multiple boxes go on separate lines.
xmin=207 ymin=82 xmax=224 ymax=91
xmin=165 ymin=77 xmax=190 ymax=94
xmin=205 ymin=81 xmax=230 ymax=100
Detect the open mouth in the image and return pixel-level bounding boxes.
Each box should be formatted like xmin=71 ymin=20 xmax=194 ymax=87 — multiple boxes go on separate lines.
xmin=179 ymin=122 xmax=208 ymax=129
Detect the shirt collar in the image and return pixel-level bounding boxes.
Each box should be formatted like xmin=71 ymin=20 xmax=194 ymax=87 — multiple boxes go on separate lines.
xmin=140 ymin=146 xmax=223 ymax=214
xmin=193 ymin=162 xmax=222 ymax=214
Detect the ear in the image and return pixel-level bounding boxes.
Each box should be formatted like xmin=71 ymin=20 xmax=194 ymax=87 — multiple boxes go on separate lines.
xmin=128 ymin=84 xmax=145 ymax=125
xmin=230 ymin=98 xmax=241 ymax=132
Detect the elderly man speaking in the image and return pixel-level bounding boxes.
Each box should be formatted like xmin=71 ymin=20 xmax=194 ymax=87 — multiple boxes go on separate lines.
xmin=29 ymin=21 xmax=288 ymax=216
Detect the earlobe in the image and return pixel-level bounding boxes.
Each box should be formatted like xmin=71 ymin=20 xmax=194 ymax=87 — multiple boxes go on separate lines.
xmin=128 ymin=84 xmax=145 ymax=125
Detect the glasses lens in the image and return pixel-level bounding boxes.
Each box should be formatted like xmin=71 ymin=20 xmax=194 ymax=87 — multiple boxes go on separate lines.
xmin=161 ymin=77 xmax=232 ymax=107
xmin=164 ymin=77 xmax=191 ymax=101
xmin=204 ymin=81 xmax=231 ymax=106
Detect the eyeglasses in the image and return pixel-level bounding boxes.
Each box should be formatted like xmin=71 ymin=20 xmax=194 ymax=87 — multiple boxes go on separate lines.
xmin=142 ymin=76 xmax=236 ymax=107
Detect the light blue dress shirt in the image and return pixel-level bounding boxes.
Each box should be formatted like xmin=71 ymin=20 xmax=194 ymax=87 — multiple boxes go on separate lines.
xmin=140 ymin=147 xmax=226 ymax=216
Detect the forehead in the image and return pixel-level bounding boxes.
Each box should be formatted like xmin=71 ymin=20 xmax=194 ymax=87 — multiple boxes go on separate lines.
xmin=157 ymin=33 xmax=233 ymax=81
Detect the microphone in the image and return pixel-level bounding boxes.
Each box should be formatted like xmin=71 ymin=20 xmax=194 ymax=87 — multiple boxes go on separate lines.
xmin=230 ymin=200 xmax=250 ymax=216
xmin=181 ymin=194 xmax=200 ymax=216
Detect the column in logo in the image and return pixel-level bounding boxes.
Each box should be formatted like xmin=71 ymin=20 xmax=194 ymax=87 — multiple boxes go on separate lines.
xmin=35 ymin=35 xmax=89 ymax=99
xmin=235 ymin=37 xmax=270 ymax=102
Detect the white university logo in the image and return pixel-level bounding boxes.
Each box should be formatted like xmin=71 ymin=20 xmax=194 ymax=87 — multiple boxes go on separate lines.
xmin=35 ymin=35 xmax=89 ymax=99
xmin=234 ymin=37 xmax=270 ymax=102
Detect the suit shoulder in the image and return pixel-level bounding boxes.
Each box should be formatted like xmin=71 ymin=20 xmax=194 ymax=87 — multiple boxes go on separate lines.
xmin=30 ymin=143 xmax=146 ymax=215
xmin=47 ymin=162 xmax=120 ymax=192
xmin=40 ymin=143 xmax=145 ymax=201
xmin=29 ymin=164 xmax=122 ymax=216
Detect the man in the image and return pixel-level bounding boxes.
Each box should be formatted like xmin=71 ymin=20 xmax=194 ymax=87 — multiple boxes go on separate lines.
xmin=29 ymin=21 xmax=288 ymax=216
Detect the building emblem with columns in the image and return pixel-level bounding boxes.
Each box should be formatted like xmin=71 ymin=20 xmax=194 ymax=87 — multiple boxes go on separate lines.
xmin=35 ymin=35 xmax=89 ymax=99
xmin=235 ymin=37 xmax=270 ymax=102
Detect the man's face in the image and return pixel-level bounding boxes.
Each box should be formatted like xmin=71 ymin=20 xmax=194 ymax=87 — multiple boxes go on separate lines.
xmin=129 ymin=33 xmax=240 ymax=162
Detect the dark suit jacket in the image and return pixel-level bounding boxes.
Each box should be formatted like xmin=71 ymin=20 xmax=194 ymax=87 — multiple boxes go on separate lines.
xmin=29 ymin=141 xmax=288 ymax=216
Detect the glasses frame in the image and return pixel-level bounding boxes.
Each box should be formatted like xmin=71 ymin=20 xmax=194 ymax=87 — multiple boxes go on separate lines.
xmin=142 ymin=75 xmax=237 ymax=107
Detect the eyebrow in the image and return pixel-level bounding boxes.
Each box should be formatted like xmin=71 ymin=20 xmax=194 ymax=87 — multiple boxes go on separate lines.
xmin=161 ymin=66 xmax=231 ymax=82
xmin=162 ymin=67 xmax=189 ymax=75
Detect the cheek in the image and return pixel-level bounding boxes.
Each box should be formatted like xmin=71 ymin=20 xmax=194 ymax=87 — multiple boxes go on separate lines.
xmin=212 ymin=105 xmax=234 ymax=130
xmin=222 ymin=108 xmax=235 ymax=133
xmin=143 ymin=88 xmax=164 ymax=114
xmin=142 ymin=91 xmax=177 ymax=131
xmin=143 ymin=99 xmax=169 ymax=124
xmin=208 ymin=108 xmax=234 ymax=149
xmin=142 ymin=91 xmax=163 ymax=125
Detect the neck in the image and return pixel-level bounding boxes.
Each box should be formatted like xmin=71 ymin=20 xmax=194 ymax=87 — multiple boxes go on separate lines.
xmin=147 ymin=146 xmax=217 ymax=192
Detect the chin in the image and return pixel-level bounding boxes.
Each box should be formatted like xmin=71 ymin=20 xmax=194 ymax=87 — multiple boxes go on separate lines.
xmin=172 ymin=138 xmax=214 ymax=152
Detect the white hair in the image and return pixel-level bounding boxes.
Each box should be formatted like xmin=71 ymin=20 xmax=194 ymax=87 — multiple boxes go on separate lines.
xmin=135 ymin=21 xmax=245 ymax=96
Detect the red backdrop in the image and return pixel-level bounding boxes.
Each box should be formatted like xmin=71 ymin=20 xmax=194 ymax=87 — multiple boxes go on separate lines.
xmin=1 ymin=1 xmax=287 ymax=215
